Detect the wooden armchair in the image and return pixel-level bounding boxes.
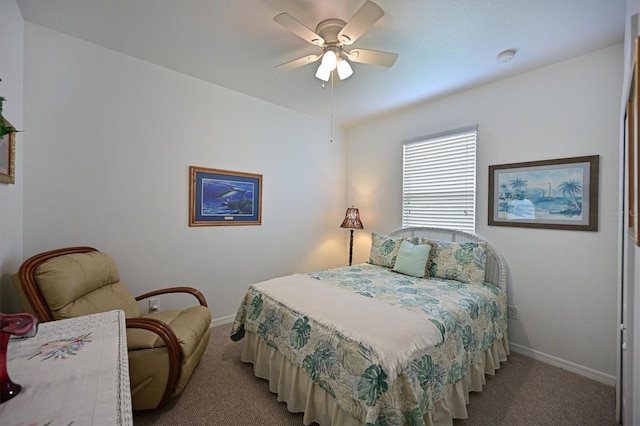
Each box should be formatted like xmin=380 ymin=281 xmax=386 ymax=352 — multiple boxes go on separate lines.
xmin=15 ymin=246 xmax=211 ymax=411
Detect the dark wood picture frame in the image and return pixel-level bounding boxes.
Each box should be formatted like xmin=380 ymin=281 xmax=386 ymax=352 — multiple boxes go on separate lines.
xmin=189 ymin=166 xmax=262 ymax=226
xmin=488 ymin=155 xmax=599 ymax=231
xmin=0 ymin=118 xmax=15 ymax=184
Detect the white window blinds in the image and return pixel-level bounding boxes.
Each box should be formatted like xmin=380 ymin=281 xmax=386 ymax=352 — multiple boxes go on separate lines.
xmin=402 ymin=126 xmax=477 ymax=233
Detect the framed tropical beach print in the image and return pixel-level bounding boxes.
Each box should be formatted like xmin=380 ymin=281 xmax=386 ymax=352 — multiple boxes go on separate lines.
xmin=0 ymin=119 xmax=15 ymax=184
xmin=488 ymin=155 xmax=599 ymax=231
xmin=189 ymin=166 xmax=262 ymax=226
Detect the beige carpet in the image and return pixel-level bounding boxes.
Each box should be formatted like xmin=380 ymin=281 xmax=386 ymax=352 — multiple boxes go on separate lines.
xmin=133 ymin=323 xmax=617 ymax=426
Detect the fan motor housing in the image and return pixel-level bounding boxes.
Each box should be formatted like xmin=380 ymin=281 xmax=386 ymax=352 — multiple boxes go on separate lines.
xmin=315 ymin=19 xmax=347 ymax=45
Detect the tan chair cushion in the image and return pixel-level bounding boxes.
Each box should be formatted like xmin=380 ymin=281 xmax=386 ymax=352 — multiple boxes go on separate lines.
xmin=127 ymin=306 xmax=211 ymax=357
xmin=35 ymin=252 xmax=141 ymax=320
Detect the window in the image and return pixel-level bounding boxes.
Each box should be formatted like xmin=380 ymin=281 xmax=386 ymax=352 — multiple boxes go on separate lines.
xmin=402 ymin=126 xmax=477 ymax=233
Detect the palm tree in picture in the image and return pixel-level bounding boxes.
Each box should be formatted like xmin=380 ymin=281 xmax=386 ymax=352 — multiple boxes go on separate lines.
xmin=500 ymin=183 xmax=512 ymax=199
xmin=509 ymin=177 xmax=528 ymax=198
xmin=558 ymin=180 xmax=582 ymax=213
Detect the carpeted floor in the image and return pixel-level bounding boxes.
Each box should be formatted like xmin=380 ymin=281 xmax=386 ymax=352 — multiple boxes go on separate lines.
xmin=133 ymin=323 xmax=617 ymax=426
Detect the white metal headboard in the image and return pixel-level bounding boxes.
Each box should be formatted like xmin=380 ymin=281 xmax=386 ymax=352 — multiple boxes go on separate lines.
xmin=389 ymin=227 xmax=507 ymax=293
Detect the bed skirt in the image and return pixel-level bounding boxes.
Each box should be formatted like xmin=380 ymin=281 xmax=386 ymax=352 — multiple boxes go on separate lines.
xmin=240 ymin=330 xmax=510 ymax=426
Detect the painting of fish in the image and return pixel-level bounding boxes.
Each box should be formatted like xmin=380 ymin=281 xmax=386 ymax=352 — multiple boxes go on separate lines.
xmin=189 ymin=166 xmax=262 ymax=226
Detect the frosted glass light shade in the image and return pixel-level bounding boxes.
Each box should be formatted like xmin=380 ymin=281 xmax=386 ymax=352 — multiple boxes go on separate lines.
xmin=315 ymin=63 xmax=331 ymax=81
xmin=336 ymin=58 xmax=353 ymax=80
xmin=321 ymin=50 xmax=337 ymax=70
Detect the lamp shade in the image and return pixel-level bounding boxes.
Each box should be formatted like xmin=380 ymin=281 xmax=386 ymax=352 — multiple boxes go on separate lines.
xmin=340 ymin=206 xmax=364 ymax=229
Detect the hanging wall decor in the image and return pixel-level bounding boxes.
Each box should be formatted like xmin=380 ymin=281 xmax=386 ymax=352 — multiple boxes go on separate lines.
xmin=488 ymin=155 xmax=599 ymax=231
xmin=0 ymin=118 xmax=15 ymax=184
xmin=189 ymin=166 xmax=262 ymax=226
xmin=626 ymin=37 xmax=640 ymax=245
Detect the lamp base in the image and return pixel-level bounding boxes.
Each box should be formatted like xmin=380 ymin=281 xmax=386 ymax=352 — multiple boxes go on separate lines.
xmin=348 ymin=229 xmax=354 ymax=266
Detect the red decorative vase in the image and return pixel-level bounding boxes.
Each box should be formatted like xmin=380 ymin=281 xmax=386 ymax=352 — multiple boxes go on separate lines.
xmin=0 ymin=313 xmax=36 ymax=403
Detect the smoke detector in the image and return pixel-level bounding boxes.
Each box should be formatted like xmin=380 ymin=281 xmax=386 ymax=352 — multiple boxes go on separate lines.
xmin=496 ymin=49 xmax=516 ymax=64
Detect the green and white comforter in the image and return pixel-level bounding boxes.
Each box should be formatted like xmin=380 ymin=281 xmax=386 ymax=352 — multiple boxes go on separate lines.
xmin=231 ymin=263 xmax=507 ymax=425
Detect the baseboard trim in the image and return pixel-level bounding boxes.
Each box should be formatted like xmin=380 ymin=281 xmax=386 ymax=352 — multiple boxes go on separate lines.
xmin=211 ymin=314 xmax=235 ymax=328
xmin=509 ymin=342 xmax=616 ymax=386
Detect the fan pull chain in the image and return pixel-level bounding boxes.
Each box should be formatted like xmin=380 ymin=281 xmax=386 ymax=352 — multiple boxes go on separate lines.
xmin=320 ymin=74 xmax=334 ymax=143
xmin=330 ymin=72 xmax=334 ymax=143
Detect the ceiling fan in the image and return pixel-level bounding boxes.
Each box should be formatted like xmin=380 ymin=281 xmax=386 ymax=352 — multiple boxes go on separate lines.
xmin=273 ymin=0 xmax=398 ymax=82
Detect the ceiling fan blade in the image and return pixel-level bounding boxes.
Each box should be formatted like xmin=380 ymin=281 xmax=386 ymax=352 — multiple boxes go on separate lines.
xmin=274 ymin=13 xmax=324 ymax=46
xmin=337 ymin=1 xmax=385 ymax=45
xmin=345 ymin=48 xmax=398 ymax=67
xmin=275 ymin=54 xmax=321 ymax=70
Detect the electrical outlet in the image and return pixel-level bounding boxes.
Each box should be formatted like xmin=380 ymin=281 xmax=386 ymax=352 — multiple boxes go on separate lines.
xmin=508 ymin=305 xmax=519 ymax=320
xmin=149 ymin=298 xmax=160 ymax=312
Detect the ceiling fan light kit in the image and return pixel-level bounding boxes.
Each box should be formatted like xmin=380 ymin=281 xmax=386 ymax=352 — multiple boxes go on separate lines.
xmin=314 ymin=48 xmax=354 ymax=82
xmin=274 ymin=0 xmax=398 ymax=83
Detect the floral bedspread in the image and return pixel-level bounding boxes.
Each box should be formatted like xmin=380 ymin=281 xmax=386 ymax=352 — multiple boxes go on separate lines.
xmin=231 ymin=264 xmax=507 ymax=426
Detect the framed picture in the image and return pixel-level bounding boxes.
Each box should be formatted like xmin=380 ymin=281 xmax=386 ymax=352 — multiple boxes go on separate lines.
xmin=488 ymin=155 xmax=599 ymax=231
xmin=0 ymin=119 xmax=15 ymax=184
xmin=634 ymin=37 xmax=640 ymax=245
xmin=189 ymin=166 xmax=262 ymax=226
xmin=627 ymin=96 xmax=637 ymax=241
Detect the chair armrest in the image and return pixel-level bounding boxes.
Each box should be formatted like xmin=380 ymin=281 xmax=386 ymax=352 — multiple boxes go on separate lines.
xmin=135 ymin=287 xmax=208 ymax=307
xmin=126 ymin=317 xmax=181 ymax=409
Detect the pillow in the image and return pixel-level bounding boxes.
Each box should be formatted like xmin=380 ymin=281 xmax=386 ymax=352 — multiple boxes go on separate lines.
xmin=392 ymin=240 xmax=432 ymax=278
xmin=368 ymin=232 xmax=419 ymax=268
xmin=422 ymin=238 xmax=487 ymax=284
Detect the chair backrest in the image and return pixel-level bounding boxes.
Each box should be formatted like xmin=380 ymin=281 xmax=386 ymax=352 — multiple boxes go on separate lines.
xmin=19 ymin=247 xmax=141 ymax=322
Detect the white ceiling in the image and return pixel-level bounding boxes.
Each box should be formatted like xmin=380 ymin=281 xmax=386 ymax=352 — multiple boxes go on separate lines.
xmin=16 ymin=0 xmax=626 ymax=127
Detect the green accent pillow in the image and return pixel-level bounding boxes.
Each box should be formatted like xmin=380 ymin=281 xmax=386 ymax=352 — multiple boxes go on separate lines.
xmin=392 ymin=240 xmax=432 ymax=278
xmin=368 ymin=232 xmax=419 ymax=268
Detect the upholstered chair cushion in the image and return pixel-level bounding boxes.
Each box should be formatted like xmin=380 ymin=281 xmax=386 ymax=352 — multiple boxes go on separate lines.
xmin=34 ymin=252 xmax=141 ymax=319
xmin=127 ymin=306 xmax=211 ymax=401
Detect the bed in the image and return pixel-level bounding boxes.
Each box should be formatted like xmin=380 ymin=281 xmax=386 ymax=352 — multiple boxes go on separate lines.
xmin=230 ymin=226 xmax=509 ymax=425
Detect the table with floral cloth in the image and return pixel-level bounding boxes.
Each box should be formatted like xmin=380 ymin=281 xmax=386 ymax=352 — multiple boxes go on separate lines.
xmin=0 ymin=309 xmax=132 ymax=425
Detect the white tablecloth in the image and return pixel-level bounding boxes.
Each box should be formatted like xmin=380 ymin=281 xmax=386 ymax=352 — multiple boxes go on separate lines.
xmin=0 ymin=310 xmax=133 ymax=425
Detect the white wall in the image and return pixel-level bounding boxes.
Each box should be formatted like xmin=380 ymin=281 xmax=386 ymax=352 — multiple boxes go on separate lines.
xmin=0 ymin=0 xmax=24 ymax=314
xmin=347 ymin=45 xmax=623 ymax=381
xmin=20 ymin=23 xmax=347 ymax=324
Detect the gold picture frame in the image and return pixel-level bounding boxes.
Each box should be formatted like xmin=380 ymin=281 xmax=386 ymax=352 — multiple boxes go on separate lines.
xmin=626 ymin=37 xmax=640 ymax=245
xmin=0 ymin=118 xmax=15 ymax=184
